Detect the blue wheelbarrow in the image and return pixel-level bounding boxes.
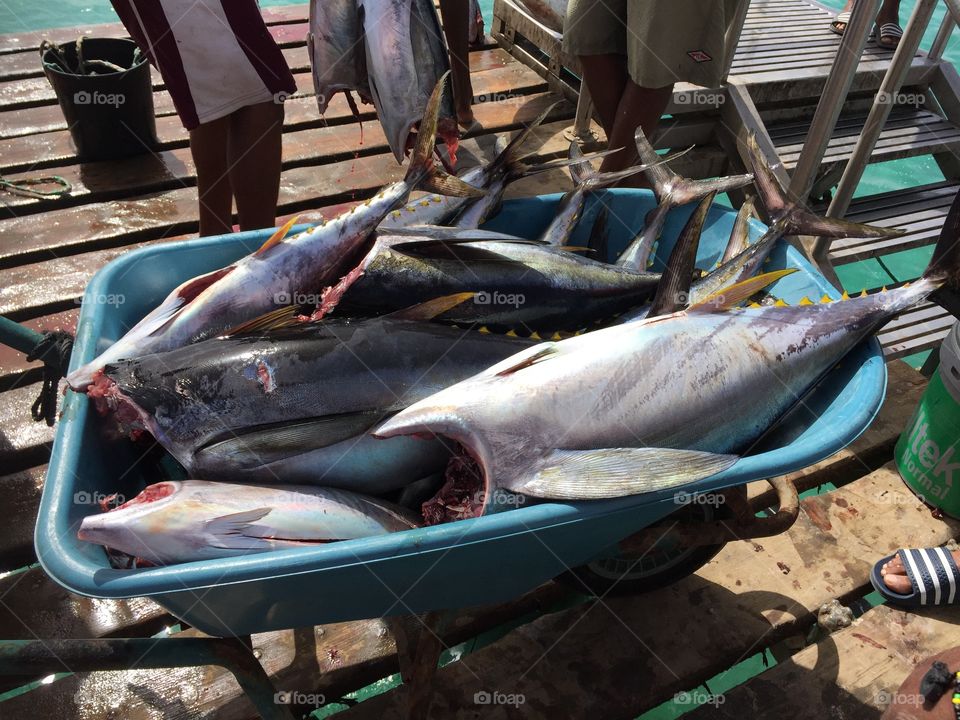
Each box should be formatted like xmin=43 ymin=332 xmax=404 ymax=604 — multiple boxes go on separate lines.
xmin=33 ymin=189 xmax=887 ymax=638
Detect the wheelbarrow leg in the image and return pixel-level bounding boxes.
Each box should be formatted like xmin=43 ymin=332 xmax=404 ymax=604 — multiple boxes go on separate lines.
xmin=386 ymin=611 xmax=453 ymax=720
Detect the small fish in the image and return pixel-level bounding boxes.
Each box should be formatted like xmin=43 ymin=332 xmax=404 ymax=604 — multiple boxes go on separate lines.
xmin=68 ymin=75 xmax=479 ymax=390
xmin=374 ymin=190 xmax=960 ymax=513
xmin=77 ymin=480 xmax=418 ymax=566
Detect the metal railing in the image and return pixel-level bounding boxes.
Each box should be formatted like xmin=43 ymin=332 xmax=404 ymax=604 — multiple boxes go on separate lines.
xmin=790 ymin=0 xmax=960 ymax=281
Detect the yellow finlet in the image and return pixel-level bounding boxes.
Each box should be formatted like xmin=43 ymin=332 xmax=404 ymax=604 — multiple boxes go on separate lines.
xmin=820 ymin=294 xmax=831 ymax=304
xmin=774 ymin=298 xmax=788 ymax=307
xmin=529 ymin=331 xmax=541 ymax=340
xmin=881 ymin=286 xmax=888 ymax=293
xmin=506 ymin=329 xmax=518 ymax=337
xmin=551 ymin=332 xmax=563 ymax=341
xmin=798 ymin=296 xmax=813 ymax=306
xmin=478 ymin=326 xmax=490 ymax=334
xmin=841 ymin=291 xmax=850 ymax=300
xmin=419 ymin=200 xmax=430 ymax=207
xmin=749 ymin=302 xmax=761 ymax=308
xmin=860 ymin=288 xmax=868 ymax=298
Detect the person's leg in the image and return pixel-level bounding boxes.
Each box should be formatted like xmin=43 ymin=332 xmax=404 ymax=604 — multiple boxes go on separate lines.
xmin=577 ymin=54 xmax=629 ymax=139
xmin=830 ymin=0 xmax=855 ymax=33
xmin=439 ymin=0 xmax=474 ymax=127
xmin=227 ymin=100 xmax=285 ymax=231
xmin=876 ymin=0 xmax=903 ymax=48
xmin=598 ymin=81 xmax=674 ymax=185
xmin=189 ymin=115 xmax=234 ymax=237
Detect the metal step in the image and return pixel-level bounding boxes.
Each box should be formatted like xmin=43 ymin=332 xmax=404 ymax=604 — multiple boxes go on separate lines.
xmin=879 ymin=301 xmax=955 ymax=360
xmin=828 ymin=180 xmax=960 ymax=359
xmin=768 ymin=107 xmax=960 ymax=176
xmin=828 ymin=180 xmax=960 ymax=265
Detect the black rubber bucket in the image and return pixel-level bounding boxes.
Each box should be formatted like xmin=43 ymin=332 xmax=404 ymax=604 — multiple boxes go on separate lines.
xmin=42 ymin=38 xmax=157 ymax=161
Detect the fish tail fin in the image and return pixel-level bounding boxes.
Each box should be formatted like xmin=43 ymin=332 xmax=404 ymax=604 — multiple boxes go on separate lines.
xmin=924 ymin=189 xmax=960 ymax=290
xmin=721 ymin=196 xmax=754 ymax=264
xmin=406 ymin=73 xmax=483 ymax=198
xmin=489 ymin=102 xmax=559 ymax=176
xmin=569 ymin=141 xmax=688 ymax=192
xmin=743 ymin=132 xmax=902 ymax=240
xmin=634 ymin=126 xmax=680 ymax=199
xmin=647 ymin=191 xmax=716 ymax=318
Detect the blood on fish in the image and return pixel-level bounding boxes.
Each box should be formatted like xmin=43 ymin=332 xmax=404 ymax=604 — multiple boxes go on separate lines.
xmin=422 ymin=445 xmax=485 ymax=525
xmin=109 ymin=482 xmax=175 ymax=513
xmin=256 ymin=361 xmax=276 ymax=393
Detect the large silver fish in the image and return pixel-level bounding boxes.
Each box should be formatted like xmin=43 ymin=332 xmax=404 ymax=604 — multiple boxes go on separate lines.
xmin=308 ymin=0 xmax=371 ymax=118
xmin=68 ymin=76 xmax=479 ymax=390
xmin=92 ymin=311 xmax=535 ymax=494
xmin=77 ymin=480 xmax=418 ymax=566
xmin=375 ymin=193 xmax=960 ymax=513
xmin=360 ymin=0 xmax=459 ymax=163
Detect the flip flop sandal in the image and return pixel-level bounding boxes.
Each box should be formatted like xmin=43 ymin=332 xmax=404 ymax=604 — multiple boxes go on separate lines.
xmin=830 ymin=11 xmax=851 ymax=36
xmin=876 ymin=22 xmax=904 ymax=49
xmin=870 ymin=547 xmax=960 ymax=607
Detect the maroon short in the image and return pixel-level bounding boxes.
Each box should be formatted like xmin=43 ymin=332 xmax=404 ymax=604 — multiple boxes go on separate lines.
xmin=111 ymin=0 xmax=296 ymax=130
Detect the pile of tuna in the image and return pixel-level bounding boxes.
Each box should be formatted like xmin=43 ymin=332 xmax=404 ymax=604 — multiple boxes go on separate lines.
xmin=71 ymin=79 xmax=960 ymax=567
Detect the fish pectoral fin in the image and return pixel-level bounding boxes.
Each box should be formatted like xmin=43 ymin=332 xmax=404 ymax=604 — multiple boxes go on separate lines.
xmin=481 ymin=343 xmax=560 ymax=377
xmin=205 ymin=507 xmax=273 ymax=549
xmin=504 ymin=447 xmax=739 ymax=500
xmin=223 ymin=305 xmax=302 ymax=337
xmin=387 ymin=292 xmax=476 ymax=320
xmin=689 ymin=268 xmax=798 ymax=313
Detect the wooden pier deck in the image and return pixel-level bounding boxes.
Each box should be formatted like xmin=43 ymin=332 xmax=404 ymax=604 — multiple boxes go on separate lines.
xmin=0 ymin=0 xmax=959 ymax=718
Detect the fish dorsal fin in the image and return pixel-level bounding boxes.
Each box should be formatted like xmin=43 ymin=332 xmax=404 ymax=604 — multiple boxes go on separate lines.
xmin=689 ymin=268 xmax=798 ymax=313
xmin=481 ymin=343 xmax=559 ymax=378
xmin=386 ymin=292 xmax=476 ymax=321
xmin=222 ymin=305 xmax=302 ymax=337
xmin=255 ymin=216 xmax=300 ymax=256
xmin=647 ymin=192 xmax=716 ymax=318
xmin=205 ymin=507 xmax=273 ymax=549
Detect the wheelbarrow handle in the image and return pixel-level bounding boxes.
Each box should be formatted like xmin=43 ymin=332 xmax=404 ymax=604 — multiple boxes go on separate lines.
xmin=0 ymin=315 xmax=45 ymax=357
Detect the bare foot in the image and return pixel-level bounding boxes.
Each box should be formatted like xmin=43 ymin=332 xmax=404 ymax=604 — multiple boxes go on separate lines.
xmin=880 ymin=549 xmax=960 ymax=593
xmin=831 ymin=0 xmax=855 ymax=33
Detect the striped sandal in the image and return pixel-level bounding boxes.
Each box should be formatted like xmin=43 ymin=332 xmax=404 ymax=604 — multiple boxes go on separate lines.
xmin=876 ymin=22 xmax=904 ymax=49
xmin=871 ymin=548 xmax=960 ymax=607
xmin=830 ymin=11 xmax=851 ymax=35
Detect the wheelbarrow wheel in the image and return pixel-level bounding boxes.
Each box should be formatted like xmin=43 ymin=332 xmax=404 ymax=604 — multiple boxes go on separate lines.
xmin=555 ymin=499 xmax=732 ymax=596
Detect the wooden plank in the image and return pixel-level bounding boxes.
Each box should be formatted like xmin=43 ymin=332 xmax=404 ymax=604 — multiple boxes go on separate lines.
xmin=1 ymin=583 xmax=573 ymax=720
xmin=0 ymin=382 xmax=55 ymax=472
xmin=683 ymin=603 xmax=960 ymax=719
xmin=880 ymin=303 xmax=955 ymax=359
xmin=0 ymin=112 xmax=575 ymax=270
xmin=0 ymin=90 xmax=572 ymax=217
xmin=332 ymin=461 xmax=960 ymax=719
xmin=0 ymin=466 xmax=45 ymax=572
xmin=0 ymin=567 xmax=168 ymax=640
